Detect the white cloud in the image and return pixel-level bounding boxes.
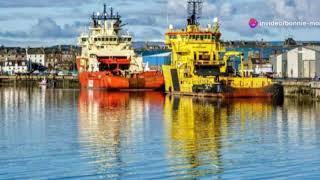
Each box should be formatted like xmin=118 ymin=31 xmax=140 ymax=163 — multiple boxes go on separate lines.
xmin=1 ymin=0 xmax=320 ymax=46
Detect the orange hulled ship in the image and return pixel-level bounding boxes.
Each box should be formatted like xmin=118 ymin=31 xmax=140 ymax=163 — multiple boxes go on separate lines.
xmin=76 ymin=4 xmax=164 ymax=90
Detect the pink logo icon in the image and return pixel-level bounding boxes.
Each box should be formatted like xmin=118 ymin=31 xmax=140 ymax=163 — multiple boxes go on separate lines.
xmin=249 ymin=18 xmax=258 ymax=28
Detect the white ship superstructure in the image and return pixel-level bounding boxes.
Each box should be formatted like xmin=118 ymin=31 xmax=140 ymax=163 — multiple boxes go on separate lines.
xmin=78 ymin=4 xmax=143 ymax=73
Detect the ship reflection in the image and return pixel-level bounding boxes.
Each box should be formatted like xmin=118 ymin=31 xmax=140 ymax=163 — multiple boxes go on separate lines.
xmin=77 ymin=91 xmax=320 ymax=178
xmin=77 ymin=90 xmax=165 ymax=177
xmin=163 ymin=96 xmax=275 ymax=177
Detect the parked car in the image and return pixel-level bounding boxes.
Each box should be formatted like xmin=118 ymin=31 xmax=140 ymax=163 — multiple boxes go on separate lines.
xmin=39 ymin=71 xmax=48 ymax=76
xmin=69 ymin=71 xmax=78 ymax=77
xmin=33 ymin=70 xmax=40 ymax=75
xmin=58 ymin=71 xmax=65 ymax=76
xmin=72 ymin=72 xmax=78 ymax=77
xmin=50 ymin=70 xmax=57 ymax=75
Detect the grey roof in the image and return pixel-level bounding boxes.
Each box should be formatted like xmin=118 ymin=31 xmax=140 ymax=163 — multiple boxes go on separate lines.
xmin=28 ymin=48 xmax=45 ymax=54
xmin=277 ymin=46 xmax=320 ymax=56
xmin=0 ymin=47 xmax=26 ymax=54
xmin=305 ymin=46 xmax=320 ymax=52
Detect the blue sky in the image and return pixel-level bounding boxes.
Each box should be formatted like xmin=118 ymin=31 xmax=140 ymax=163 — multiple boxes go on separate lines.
xmin=0 ymin=0 xmax=320 ymax=46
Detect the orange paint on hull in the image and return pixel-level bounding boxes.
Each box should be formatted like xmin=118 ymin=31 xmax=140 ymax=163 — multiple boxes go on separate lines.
xmin=77 ymin=57 xmax=164 ymax=90
xmin=169 ymin=84 xmax=283 ymax=99
xmin=78 ymin=71 xmax=164 ymax=90
xmin=79 ymin=72 xmax=129 ymax=89
xmin=223 ymin=87 xmax=274 ymax=98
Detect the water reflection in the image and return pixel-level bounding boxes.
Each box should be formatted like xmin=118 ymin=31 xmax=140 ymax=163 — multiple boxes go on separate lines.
xmin=78 ymin=90 xmax=165 ymax=178
xmin=0 ymin=87 xmax=88 ymax=179
xmin=2 ymin=82 xmax=320 ymax=179
xmin=278 ymin=99 xmax=320 ymax=147
xmin=78 ymin=91 xmax=288 ymax=178
xmin=77 ymin=91 xmax=320 ymax=178
xmin=78 ymin=91 xmax=129 ymax=177
xmin=163 ymin=97 xmax=277 ymax=177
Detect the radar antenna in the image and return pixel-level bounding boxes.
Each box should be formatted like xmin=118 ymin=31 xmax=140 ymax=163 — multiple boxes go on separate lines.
xmin=91 ymin=4 xmax=124 ymax=31
xmin=103 ymin=4 xmax=107 ymax=14
xmin=187 ymin=0 xmax=203 ymax=25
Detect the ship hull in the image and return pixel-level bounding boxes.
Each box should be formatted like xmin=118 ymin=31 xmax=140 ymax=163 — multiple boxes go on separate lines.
xmin=78 ymin=71 xmax=164 ymax=90
xmin=162 ymin=66 xmax=284 ymax=99
xmin=223 ymin=84 xmax=284 ymax=98
xmin=167 ymin=84 xmax=284 ymax=99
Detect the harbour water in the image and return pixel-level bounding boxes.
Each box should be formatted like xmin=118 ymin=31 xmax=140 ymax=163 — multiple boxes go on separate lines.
xmin=1 ymin=87 xmax=320 ymax=179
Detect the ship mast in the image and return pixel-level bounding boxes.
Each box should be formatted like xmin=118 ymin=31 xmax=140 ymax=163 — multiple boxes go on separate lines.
xmin=104 ymin=4 xmax=107 ymax=17
xmin=90 ymin=4 xmax=123 ymax=33
xmin=187 ymin=0 xmax=203 ymax=26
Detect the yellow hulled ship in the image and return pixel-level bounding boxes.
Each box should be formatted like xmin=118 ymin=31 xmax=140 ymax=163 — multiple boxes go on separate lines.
xmin=162 ymin=0 xmax=283 ymax=98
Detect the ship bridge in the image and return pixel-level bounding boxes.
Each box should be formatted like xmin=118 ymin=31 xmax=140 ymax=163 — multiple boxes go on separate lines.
xmin=77 ymin=4 xmax=142 ymax=73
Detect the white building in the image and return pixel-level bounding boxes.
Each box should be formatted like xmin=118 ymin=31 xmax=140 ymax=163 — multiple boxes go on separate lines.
xmin=27 ymin=48 xmax=45 ymax=66
xmin=253 ymin=63 xmax=273 ymax=75
xmin=250 ymin=57 xmax=273 ymax=76
xmin=271 ymin=53 xmax=288 ymax=78
xmin=2 ymin=60 xmax=29 ymax=74
xmin=274 ymin=46 xmax=320 ymax=78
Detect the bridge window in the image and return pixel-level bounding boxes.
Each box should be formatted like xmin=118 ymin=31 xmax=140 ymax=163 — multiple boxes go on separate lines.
xmin=170 ymin=35 xmax=177 ymax=39
xmin=199 ymin=52 xmax=210 ymax=61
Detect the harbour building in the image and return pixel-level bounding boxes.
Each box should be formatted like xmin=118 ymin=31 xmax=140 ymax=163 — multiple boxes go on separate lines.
xmin=274 ymin=46 xmax=320 ymax=78
xmin=142 ymin=52 xmax=171 ymax=69
xmin=27 ymin=48 xmax=45 ymax=66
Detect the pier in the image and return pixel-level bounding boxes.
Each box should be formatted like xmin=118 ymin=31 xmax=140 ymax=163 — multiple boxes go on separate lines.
xmin=0 ymin=75 xmax=79 ymax=88
xmin=281 ymin=80 xmax=320 ymax=100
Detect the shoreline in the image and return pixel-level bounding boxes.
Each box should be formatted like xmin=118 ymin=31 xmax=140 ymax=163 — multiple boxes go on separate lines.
xmin=0 ymin=75 xmax=79 ymax=89
xmin=1 ymin=75 xmax=319 ymax=101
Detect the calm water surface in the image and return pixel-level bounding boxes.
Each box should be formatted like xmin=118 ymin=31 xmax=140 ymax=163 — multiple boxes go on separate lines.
xmin=1 ymin=87 xmax=320 ymax=179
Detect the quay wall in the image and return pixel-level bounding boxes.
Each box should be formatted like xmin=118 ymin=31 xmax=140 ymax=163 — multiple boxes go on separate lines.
xmin=281 ymin=80 xmax=320 ymax=100
xmin=1 ymin=75 xmax=320 ymax=100
xmin=0 ymin=75 xmax=79 ymax=88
